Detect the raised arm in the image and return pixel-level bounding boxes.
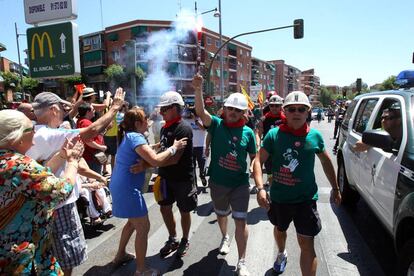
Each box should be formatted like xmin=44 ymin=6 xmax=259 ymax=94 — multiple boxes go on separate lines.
xmin=192 ymin=74 xmax=212 ymax=128
xmin=79 ymin=87 xmax=125 ymax=141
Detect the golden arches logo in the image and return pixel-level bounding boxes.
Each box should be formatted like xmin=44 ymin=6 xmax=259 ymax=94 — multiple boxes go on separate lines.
xmin=31 ymin=32 xmax=54 ymax=60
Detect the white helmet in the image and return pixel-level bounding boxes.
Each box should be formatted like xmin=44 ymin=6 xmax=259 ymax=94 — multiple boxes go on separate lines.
xmin=269 ymin=95 xmax=283 ymax=105
xmin=282 ymin=91 xmax=311 ymax=109
xmin=157 ymin=91 xmax=185 ymax=107
xmin=224 ymin=93 xmax=248 ymax=110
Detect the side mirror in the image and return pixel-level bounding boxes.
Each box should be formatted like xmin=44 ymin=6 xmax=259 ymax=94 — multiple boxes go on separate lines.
xmin=362 ymin=130 xmax=394 ymax=153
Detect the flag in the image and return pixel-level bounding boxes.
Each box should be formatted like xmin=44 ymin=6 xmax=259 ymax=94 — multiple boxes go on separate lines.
xmin=74 ymin=83 xmax=86 ymax=94
xmin=240 ymin=84 xmax=255 ymax=110
xmin=257 ymin=90 xmax=264 ymax=106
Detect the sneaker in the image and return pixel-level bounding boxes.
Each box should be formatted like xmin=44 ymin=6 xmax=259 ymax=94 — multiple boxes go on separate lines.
xmin=236 ymin=259 xmax=250 ymax=276
xmin=176 ymin=238 xmax=189 ymax=257
xmin=273 ymin=251 xmax=288 ymax=274
xmin=200 ymin=177 xmax=207 ymax=187
xmin=218 ymin=235 xmax=230 ymax=255
xmin=159 ymin=237 xmax=179 ymax=257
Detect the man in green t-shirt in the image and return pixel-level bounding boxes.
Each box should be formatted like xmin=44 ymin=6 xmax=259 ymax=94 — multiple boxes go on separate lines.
xmin=253 ymin=91 xmax=341 ymax=276
xmin=193 ymin=74 xmax=257 ymax=276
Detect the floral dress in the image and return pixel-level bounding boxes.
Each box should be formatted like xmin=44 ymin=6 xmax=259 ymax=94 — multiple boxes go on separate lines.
xmin=0 ymin=149 xmax=74 ymax=275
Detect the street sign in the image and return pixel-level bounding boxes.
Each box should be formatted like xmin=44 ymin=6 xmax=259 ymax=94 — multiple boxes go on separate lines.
xmin=27 ymin=21 xmax=80 ymax=78
xmin=24 ymin=0 xmax=77 ymax=25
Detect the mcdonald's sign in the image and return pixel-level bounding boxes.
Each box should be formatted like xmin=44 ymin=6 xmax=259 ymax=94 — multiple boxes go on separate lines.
xmin=31 ymin=32 xmax=54 ymax=60
xmin=27 ymin=22 xmax=80 ymax=78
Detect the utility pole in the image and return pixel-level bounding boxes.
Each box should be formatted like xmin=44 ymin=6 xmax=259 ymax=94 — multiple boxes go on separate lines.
xmin=15 ymin=22 xmax=25 ymax=100
xmin=218 ymin=0 xmax=224 ymax=106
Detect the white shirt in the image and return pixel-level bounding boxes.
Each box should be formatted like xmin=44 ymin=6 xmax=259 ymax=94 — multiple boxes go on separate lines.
xmin=184 ymin=118 xmax=206 ymax=148
xmin=26 ymin=124 xmax=81 ymax=209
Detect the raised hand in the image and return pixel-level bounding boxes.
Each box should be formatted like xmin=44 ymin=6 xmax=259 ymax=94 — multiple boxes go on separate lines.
xmin=283 ymin=159 xmax=299 ymax=172
xmin=112 ymin=87 xmax=126 ymax=110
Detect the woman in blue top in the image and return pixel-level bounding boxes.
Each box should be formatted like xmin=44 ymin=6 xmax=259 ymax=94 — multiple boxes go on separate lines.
xmin=109 ymin=106 xmax=187 ymax=276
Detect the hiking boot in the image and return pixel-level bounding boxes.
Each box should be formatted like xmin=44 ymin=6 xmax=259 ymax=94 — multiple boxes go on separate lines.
xmin=218 ymin=235 xmax=230 ymax=255
xmin=176 ymin=238 xmax=189 ymax=257
xmin=236 ymin=259 xmax=250 ymax=276
xmin=273 ymin=250 xmax=287 ymax=274
xmin=159 ymin=237 xmax=179 ymax=257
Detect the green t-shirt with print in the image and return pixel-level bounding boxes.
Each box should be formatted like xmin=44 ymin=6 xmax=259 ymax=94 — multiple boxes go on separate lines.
xmin=207 ymin=115 xmax=257 ymax=187
xmin=262 ymin=127 xmax=325 ymax=203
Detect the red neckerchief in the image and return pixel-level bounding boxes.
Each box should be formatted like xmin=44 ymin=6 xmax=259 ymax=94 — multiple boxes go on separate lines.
xmin=265 ymin=111 xmax=286 ymax=121
xmin=279 ymin=122 xmax=309 ymax=136
xmin=163 ymin=116 xmax=181 ymax=129
xmin=221 ymin=114 xmax=245 ymax=128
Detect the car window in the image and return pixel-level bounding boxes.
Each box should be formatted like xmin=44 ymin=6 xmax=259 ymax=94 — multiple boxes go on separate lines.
xmin=352 ymin=98 xmax=378 ymax=134
xmin=342 ymin=100 xmax=357 ymax=130
xmin=372 ymin=98 xmax=401 ymax=130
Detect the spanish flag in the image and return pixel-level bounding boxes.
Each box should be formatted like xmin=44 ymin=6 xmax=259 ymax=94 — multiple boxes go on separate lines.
xmin=257 ymin=90 xmax=264 ymax=106
xmin=240 ymin=84 xmax=255 ymax=110
xmin=74 ymin=83 xmax=86 ymax=94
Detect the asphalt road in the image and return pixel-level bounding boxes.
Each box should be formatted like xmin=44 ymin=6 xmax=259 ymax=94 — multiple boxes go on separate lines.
xmin=73 ymin=119 xmax=396 ymax=276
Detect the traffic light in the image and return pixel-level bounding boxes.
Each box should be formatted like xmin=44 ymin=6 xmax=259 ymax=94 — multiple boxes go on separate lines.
xmin=294 ymin=19 xmax=304 ymax=39
xmin=356 ymin=78 xmax=362 ymax=92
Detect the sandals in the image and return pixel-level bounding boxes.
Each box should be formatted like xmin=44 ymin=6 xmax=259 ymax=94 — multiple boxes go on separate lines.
xmin=90 ymin=217 xmax=103 ymax=226
xmin=111 ymin=253 xmax=135 ymax=268
xmin=135 ymin=267 xmax=160 ymax=276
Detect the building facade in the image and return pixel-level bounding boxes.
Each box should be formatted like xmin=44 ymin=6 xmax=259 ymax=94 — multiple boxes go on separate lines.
xmin=251 ymin=57 xmax=276 ymax=100
xmin=300 ymin=68 xmax=320 ymax=105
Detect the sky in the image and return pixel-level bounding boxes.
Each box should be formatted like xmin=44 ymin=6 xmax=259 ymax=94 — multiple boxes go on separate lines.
xmin=1 ymin=0 xmax=413 ymax=87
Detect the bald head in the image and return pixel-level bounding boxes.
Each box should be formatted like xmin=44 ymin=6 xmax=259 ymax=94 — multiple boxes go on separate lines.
xmin=17 ymin=103 xmax=36 ymax=120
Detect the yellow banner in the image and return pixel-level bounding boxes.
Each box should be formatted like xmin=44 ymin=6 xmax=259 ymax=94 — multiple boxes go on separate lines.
xmin=240 ymin=84 xmax=255 ymax=110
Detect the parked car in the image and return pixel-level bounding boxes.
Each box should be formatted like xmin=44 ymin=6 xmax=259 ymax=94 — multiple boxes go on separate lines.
xmin=311 ymin=108 xmax=325 ymax=120
xmin=336 ymin=79 xmax=414 ymax=275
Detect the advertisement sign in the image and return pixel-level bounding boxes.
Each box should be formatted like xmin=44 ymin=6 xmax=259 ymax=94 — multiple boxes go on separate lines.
xmin=24 ymin=0 xmax=77 ymax=24
xmin=27 ymin=21 xmax=80 ymax=78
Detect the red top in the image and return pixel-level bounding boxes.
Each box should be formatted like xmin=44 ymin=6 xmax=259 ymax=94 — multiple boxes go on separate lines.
xmin=76 ymin=118 xmax=104 ymax=161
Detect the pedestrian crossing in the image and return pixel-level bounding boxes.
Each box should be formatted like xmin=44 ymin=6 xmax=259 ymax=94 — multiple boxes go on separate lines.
xmin=73 ymin=184 xmax=385 ymax=276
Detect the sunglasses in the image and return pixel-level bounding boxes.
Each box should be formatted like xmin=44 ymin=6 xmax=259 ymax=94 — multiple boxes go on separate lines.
xmin=160 ymin=105 xmax=174 ymax=113
xmin=226 ymin=107 xmax=243 ymax=113
xmin=269 ymin=104 xmax=282 ymax=108
xmin=285 ymin=106 xmax=308 ymax=113
xmin=23 ymin=126 xmax=35 ymax=133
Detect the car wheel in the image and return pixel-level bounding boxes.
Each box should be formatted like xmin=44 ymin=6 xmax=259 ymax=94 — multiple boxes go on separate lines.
xmin=397 ymin=239 xmax=414 ymax=276
xmin=338 ymin=160 xmax=360 ymax=205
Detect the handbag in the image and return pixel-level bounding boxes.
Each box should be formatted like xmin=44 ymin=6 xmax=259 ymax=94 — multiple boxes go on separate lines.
xmin=93 ymin=151 xmax=108 ymax=165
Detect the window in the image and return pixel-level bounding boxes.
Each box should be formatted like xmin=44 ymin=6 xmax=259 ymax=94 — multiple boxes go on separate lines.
xmin=111 ymin=50 xmax=120 ymax=62
xmin=341 ymin=100 xmax=357 ymax=130
xmin=207 ymin=37 xmax=212 ymax=45
xmin=353 ymin=98 xmax=379 ymax=134
xmin=372 ymin=98 xmax=401 ymax=130
xmin=240 ymin=49 xmax=243 ymax=55
xmin=215 ymin=40 xmax=220 ymax=48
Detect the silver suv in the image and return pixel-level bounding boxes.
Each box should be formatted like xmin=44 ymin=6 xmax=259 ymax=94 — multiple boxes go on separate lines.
xmin=336 ymin=87 xmax=414 ymax=275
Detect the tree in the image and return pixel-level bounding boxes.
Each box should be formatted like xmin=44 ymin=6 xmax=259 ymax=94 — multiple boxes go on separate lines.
xmin=22 ymin=76 xmax=39 ymax=91
xmin=135 ymin=66 xmax=146 ymax=85
xmin=104 ymin=64 xmax=127 ymax=87
xmin=319 ymin=86 xmax=335 ymax=107
xmin=1 ymin=71 xmax=20 ymax=90
xmin=380 ymin=75 xmax=399 ymax=91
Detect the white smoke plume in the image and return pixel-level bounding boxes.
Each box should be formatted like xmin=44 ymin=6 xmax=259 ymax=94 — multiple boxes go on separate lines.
xmin=139 ymin=10 xmax=197 ymax=110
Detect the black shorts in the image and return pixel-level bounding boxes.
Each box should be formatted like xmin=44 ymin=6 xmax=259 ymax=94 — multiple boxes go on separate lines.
xmin=158 ymin=179 xmax=197 ymax=212
xmin=267 ymin=200 xmax=321 ymax=237
xmin=104 ymin=136 xmax=117 ymax=155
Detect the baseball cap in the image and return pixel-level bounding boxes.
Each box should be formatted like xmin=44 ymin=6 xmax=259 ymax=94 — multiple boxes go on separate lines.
xmin=224 ymin=93 xmax=248 ymax=110
xmin=32 ymin=92 xmax=72 ymax=110
xmin=82 ymin=87 xmax=97 ymax=98
xmin=157 ymin=91 xmax=185 ymax=107
xmin=282 ymin=91 xmax=311 ymax=109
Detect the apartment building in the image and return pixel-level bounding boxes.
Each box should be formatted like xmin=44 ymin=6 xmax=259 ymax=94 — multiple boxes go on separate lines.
xmin=79 ymin=19 xmax=252 ymax=103
xmin=251 ymin=57 xmax=276 ymax=99
xmin=300 ymin=68 xmax=320 ymax=105
xmin=268 ymin=60 xmax=301 ymax=99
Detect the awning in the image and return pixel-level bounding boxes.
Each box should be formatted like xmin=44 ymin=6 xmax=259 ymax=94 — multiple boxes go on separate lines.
xmin=107 ymin=33 xmax=119 ymax=41
xmin=83 ymin=51 xmax=102 ymax=62
xmin=131 ymin=26 xmax=148 ymax=36
xmin=227 ymin=43 xmax=237 ymax=51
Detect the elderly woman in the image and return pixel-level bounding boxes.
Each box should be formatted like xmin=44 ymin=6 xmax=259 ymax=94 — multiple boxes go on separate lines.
xmin=0 ymin=109 xmax=83 ymax=275
xmin=110 ymin=106 xmax=187 ymax=276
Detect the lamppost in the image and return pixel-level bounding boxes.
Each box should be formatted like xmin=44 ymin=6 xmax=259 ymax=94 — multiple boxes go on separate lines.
xmin=206 ymin=19 xmax=304 ymax=103
xmin=15 ymin=23 xmax=26 ymax=100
